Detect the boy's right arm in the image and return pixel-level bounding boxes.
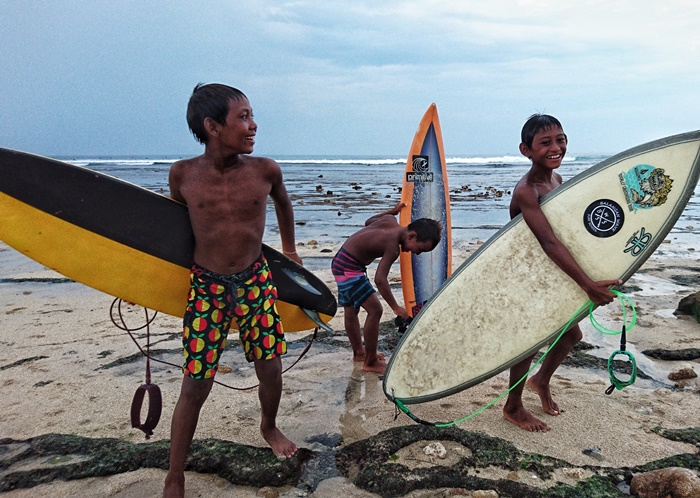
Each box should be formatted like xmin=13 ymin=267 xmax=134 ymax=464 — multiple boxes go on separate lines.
xmin=168 ymin=162 xmax=186 ymax=204
xmin=374 ymin=248 xmax=410 ymax=320
xmin=516 ymin=187 xmax=620 ymax=307
xmin=364 ymin=201 xmax=406 ymax=226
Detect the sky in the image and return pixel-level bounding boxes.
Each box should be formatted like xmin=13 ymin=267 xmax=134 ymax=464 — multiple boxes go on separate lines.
xmin=1 ymin=1 xmax=699 ymax=158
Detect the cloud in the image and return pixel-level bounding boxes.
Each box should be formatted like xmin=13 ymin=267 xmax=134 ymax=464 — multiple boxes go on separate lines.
xmin=0 ymin=0 xmax=698 ymax=156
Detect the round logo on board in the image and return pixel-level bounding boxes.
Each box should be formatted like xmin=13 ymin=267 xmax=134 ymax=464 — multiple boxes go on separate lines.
xmin=412 ymin=155 xmax=429 ymax=172
xmin=583 ymin=199 xmax=624 ymax=238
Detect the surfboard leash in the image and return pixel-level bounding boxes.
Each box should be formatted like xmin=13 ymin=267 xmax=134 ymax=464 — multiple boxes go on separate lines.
xmin=109 ymin=298 xmax=318 ymax=391
xmin=390 ymin=290 xmax=637 ymax=427
xmin=109 ymin=299 xmax=162 ymax=439
xmin=588 ymin=290 xmax=638 ymax=394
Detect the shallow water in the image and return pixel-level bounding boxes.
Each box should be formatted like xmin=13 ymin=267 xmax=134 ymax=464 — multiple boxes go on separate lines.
xmin=64 ymin=153 xmax=699 ymax=249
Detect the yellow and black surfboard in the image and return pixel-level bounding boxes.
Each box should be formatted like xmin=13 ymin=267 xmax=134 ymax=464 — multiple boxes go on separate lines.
xmin=0 ymin=148 xmax=336 ymax=332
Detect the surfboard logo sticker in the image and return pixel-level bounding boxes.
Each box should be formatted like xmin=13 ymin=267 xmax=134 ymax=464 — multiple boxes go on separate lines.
xmin=618 ymin=164 xmax=673 ymax=212
xmin=406 ymin=155 xmax=434 ymax=183
xmin=583 ymin=199 xmax=625 ymax=238
xmin=623 ymin=227 xmax=653 ymax=257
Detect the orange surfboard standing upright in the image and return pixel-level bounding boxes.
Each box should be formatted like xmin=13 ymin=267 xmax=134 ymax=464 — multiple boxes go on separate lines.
xmin=399 ymin=104 xmax=452 ymax=317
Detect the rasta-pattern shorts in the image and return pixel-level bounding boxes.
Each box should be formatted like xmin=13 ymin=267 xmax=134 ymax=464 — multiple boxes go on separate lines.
xmin=181 ymin=252 xmax=286 ymax=379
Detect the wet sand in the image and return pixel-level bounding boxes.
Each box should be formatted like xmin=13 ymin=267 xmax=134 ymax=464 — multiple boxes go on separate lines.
xmin=0 ymin=241 xmax=698 ymax=496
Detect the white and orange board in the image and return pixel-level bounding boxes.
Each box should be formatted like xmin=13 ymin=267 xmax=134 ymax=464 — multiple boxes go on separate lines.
xmin=399 ymin=104 xmax=453 ymax=317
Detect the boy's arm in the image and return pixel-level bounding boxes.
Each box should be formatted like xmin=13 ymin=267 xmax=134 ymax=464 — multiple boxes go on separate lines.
xmin=374 ymin=246 xmax=410 ymax=319
xmin=168 ymin=162 xmax=186 ymax=204
xmin=268 ymin=160 xmax=302 ymax=264
xmin=516 ymin=186 xmax=620 ymax=306
xmin=364 ymin=201 xmax=406 ymax=226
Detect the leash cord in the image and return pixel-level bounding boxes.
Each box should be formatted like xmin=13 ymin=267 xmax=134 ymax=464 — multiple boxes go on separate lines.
xmin=109 ymin=298 xmax=317 ymax=392
xmin=392 ymin=290 xmax=637 ymax=426
xmin=588 ymin=291 xmax=638 ymax=393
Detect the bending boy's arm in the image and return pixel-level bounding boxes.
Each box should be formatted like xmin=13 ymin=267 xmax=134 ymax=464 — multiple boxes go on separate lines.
xmin=517 ymin=187 xmax=619 ymax=306
xmin=374 ymin=249 xmax=410 ymax=319
xmin=364 ymin=201 xmax=406 ymax=226
xmin=269 ymin=160 xmax=302 ymax=264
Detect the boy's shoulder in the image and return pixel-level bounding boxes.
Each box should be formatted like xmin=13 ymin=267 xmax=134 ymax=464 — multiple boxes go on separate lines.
xmin=171 ymin=154 xmax=278 ymax=171
xmin=171 ymin=154 xmax=203 ymax=169
xmin=169 ymin=156 xmax=201 ymax=179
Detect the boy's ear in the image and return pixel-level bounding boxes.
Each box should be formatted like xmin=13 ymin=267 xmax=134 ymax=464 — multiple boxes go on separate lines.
xmin=519 ymin=142 xmax=531 ymax=159
xmin=203 ymin=117 xmax=219 ymax=137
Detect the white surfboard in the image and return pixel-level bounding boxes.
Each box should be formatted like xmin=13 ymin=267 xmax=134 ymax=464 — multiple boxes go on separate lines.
xmin=384 ymin=131 xmax=700 ymax=404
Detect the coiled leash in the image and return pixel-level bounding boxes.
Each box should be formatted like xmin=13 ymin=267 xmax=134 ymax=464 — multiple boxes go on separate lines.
xmin=390 ymin=291 xmax=637 ymax=426
xmin=109 ymin=298 xmax=321 ymax=437
xmin=588 ymin=290 xmax=638 ymax=394
xmin=109 ymin=299 xmax=162 ymax=439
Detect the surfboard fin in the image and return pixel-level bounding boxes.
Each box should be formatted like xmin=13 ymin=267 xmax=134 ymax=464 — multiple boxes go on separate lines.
xmin=301 ymin=308 xmax=333 ymax=333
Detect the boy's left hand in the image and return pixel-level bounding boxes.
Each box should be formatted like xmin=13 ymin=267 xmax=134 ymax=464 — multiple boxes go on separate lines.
xmin=287 ymin=253 xmax=302 ymax=265
xmin=587 ymin=279 xmax=622 ymax=306
xmin=393 ymin=306 xmax=410 ymax=320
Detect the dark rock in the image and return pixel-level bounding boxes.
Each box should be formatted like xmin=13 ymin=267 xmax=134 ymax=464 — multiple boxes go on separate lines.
xmin=0 ymin=434 xmax=312 ymax=492
xmin=668 ymin=368 xmax=698 ymax=381
xmin=642 ymin=348 xmax=700 ymax=361
xmin=677 ymin=291 xmax=700 ymax=324
xmin=2 ymin=425 xmax=700 ymax=496
xmin=630 ymin=467 xmax=700 ymax=497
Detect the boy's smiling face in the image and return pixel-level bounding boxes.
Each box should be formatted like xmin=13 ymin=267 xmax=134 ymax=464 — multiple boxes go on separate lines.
xmin=212 ymin=97 xmax=257 ymax=153
xmin=521 ymin=125 xmax=568 ymax=170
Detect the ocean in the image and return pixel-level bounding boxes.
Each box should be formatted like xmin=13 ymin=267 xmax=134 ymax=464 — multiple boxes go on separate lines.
xmin=65 ymin=154 xmax=699 ymax=262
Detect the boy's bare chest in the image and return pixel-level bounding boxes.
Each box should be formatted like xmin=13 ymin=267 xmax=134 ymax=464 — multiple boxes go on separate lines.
xmin=185 ymin=168 xmax=271 ymax=206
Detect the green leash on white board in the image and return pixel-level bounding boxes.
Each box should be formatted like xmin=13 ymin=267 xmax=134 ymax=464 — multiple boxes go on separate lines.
xmin=391 ymin=290 xmax=638 ymax=427
xmin=589 ymin=291 xmax=638 ymax=394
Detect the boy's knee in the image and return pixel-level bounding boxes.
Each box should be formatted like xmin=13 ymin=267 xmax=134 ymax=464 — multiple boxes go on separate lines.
xmin=254 ymin=356 xmax=283 ymax=379
xmin=366 ymin=304 xmax=383 ymax=319
xmin=180 ymin=377 xmax=214 ymax=406
xmin=567 ymin=326 xmax=583 ymax=343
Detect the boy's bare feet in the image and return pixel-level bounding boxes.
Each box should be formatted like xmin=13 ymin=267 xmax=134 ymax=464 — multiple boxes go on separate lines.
xmin=503 ymin=405 xmax=551 ymax=432
xmin=527 ymin=377 xmax=561 ymax=415
xmin=162 ymin=473 xmax=185 ymax=498
xmin=261 ymin=426 xmax=297 ymax=458
xmin=362 ymin=358 xmax=387 ymax=374
xmin=353 ymin=351 xmax=386 ymax=362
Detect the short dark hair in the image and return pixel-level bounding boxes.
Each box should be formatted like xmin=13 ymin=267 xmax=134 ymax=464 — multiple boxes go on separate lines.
xmin=408 ymin=218 xmax=442 ymax=249
xmin=186 ymin=83 xmax=247 ymax=144
xmin=521 ymin=113 xmax=563 ymax=148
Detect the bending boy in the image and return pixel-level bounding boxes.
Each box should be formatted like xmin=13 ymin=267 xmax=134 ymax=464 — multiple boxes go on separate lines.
xmin=332 ymin=202 xmax=441 ymax=374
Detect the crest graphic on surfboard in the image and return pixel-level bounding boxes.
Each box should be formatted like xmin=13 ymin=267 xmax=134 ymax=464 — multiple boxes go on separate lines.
xmin=385 ymin=130 xmax=700 ymax=404
xmin=0 ymin=148 xmax=337 ymax=332
xmin=399 ymin=104 xmax=452 ymax=317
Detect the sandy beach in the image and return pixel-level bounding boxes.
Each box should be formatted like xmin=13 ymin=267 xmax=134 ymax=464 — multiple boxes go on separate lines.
xmin=0 ymin=239 xmax=698 ymax=497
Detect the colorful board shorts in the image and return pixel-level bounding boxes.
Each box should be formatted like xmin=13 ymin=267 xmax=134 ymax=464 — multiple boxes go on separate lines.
xmin=331 ymin=247 xmax=376 ymax=308
xmin=181 ymin=252 xmax=286 ymax=379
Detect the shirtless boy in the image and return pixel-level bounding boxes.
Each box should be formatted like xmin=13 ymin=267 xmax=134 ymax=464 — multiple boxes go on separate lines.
xmin=332 ymin=202 xmax=441 ymax=374
xmin=503 ymin=114 xmax=622 ymax=432
xmin=163 ymin=83 xmax=300 ymax=497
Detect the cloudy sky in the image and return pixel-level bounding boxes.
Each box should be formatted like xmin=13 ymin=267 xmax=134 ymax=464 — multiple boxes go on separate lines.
xmin=1 ymin=1 xmax=698 ymax=158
